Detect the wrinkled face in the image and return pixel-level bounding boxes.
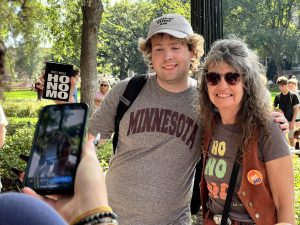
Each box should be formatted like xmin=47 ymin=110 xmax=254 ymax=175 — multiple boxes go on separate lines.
xmin=100 ymin=82 xmax=109 ymax=92
xmin=150 ymin=34 xmax=194 ymax=86
xmin=206 ymin=62 xmax=244 ymax=116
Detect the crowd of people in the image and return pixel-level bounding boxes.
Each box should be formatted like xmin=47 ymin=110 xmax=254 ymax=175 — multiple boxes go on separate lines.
xmin=0 ymin=13 xmax=297 ymax=225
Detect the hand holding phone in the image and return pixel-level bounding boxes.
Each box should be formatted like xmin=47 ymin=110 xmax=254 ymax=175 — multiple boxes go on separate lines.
xmin=23 ymin=141 xmax=109 ymax=223
xmin=24 ymin=103 xmax=88 ymax=195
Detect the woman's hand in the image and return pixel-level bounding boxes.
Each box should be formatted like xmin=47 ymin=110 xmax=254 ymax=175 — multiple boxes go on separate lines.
xmin=23 ymin=142 xmax=108 ymax=223
xmin=34 ymin=73 xmax=77 ymax=104
xmin=271 ymin=111 xmax=289 ymax=133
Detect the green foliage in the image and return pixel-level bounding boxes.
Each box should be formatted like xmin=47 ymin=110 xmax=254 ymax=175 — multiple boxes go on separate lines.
xmin=45 ymin=1 xmax=82 ymax=65
xmin=223 ymin=0 xmax=300 ymax=76
xmin=1 ymin=0 xmax=49 ymax=79
xmin=151 ymin=0 xmax=191 ymax=19
xmin=0 ymin=117 xmax=36 ymax=192
xmin=98 ymin=0 xmax=154 ymax=78
xmin=3 ymin=100 xmax=50 ymax=118
xmin=294 ymin=156 xmax=300 ymax=224
xmin=96 ymin=140 xmax=113 ymax=170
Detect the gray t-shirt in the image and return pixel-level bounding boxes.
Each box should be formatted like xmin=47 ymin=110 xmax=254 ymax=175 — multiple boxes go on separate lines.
xmin=89 ymin=75 xmax=201 ymax=225
xmin=204 ymin=120 xmax=290 ymax=222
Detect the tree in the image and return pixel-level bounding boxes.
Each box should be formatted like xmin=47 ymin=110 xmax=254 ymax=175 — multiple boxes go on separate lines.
xmin=223 ymin=0 xmax=300 ymax=76
xmin=45 ymin=0 xmax=83 ymax=65
xmin=98 ymin=0 xmax=153 ymax=79
xmin=80 ymin=0 xmax=103 ymax=109
xmin=0 ymin=0 xmax=47 ymax=79
xmin=151 ymin=0 xmax=191 ymax=19
xmin=15 ymin=40 xmax=43 ymax=79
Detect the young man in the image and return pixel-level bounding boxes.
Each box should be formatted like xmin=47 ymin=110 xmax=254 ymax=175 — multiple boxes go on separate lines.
xmin=274 ymin=76 xmax=299 ymax=146
xmin=88 ymin=14 xmax=204 ymax=225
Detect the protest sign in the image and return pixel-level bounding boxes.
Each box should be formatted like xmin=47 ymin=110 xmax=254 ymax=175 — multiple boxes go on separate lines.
xmin=43 ymin=62 xmax=73 ymax=101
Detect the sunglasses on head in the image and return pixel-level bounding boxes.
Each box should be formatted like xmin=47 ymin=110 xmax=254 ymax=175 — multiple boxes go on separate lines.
xmin=101 ymin=84 xmax=108 ymax=87
xmin=205 ymin=72 xmax=241 ymax=86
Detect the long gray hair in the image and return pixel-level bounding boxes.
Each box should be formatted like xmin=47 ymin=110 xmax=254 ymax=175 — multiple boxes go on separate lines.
xmin=197 ymin=37 xmax=272 ymax=160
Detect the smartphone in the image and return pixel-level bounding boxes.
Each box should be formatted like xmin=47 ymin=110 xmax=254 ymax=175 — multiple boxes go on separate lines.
xmin=24 ymin=103 xmax=88 ymax=195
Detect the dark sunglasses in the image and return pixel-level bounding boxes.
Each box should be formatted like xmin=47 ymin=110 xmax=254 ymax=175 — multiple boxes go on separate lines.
xmin=101 ymin=84 xmax=108 ymax=87
xmin=205 ymin=72 xmax=241 ymax=86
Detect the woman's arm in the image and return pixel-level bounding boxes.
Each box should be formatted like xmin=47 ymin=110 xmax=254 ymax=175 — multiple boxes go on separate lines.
xmin=266 ymin=155 xmax=296 ymax=225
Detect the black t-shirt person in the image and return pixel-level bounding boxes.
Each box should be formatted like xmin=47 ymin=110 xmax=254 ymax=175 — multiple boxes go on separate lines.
xmin=274 ymin=91 xmax=299 ymax=122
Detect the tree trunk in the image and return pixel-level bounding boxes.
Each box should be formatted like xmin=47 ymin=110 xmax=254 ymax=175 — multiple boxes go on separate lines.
xmin=80 ymin=0 xmax=103 ymax=113
xmin=275 ymin=59 xmax=284 ymax=77
xmin=119 ymin=58 xmax=127 ymax=80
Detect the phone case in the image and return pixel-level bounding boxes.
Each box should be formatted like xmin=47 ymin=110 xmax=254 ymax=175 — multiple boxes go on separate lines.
xmin=23 ymin=103 xmax=88 ymax=195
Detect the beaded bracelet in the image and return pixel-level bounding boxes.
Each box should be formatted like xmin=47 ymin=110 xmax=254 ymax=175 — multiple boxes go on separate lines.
xmin=72 ymin=211 xmax=118 ymax=225
xmin=70 ymin=206 xmax=115 ymax=225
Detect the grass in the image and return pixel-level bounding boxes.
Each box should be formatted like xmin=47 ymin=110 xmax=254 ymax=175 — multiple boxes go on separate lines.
xmin=10 ymin=117 xmax=38 ymax=123
xmin=4 ymin=89 xmax=39 ymax=100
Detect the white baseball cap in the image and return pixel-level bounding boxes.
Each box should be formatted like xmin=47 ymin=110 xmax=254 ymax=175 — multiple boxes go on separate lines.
xmin=146 ymin=14 xmax=193 ymax=41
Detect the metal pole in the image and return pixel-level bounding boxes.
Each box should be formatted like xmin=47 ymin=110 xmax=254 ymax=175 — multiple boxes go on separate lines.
xmin=191 ymin=0 xmax=223 ymax=55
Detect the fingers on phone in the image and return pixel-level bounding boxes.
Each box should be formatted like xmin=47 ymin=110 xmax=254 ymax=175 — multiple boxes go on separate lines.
xmin=11 ymin=167 xmax=22 ymax=176
xmin=10 ymin=167 xmax=25 ymax=192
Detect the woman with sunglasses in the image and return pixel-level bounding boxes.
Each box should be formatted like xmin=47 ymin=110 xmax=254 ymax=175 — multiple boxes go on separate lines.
xmin=197 ymin=37 xmax=295 ymax=225
xmin=94 ymin=78 xmax=111 ymax=108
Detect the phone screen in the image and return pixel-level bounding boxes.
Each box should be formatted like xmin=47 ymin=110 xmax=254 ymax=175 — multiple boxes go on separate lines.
xmin=24 ymin=103 xmax=88 ymax=194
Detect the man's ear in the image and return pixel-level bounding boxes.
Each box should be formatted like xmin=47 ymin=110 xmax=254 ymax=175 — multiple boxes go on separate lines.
xmin=190 ymin=50 xmax=196 ymax=61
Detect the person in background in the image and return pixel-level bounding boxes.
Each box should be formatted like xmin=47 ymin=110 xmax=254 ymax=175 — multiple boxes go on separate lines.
xmin=198 ymin=37 xmax=295 ymax=225
xmin=274 ymin=76 xmax=299 ymax=146
xmin=32 ymin=75 xmax=44 ymax=101
xmin=288 ymin=77 xmax=300 ymax=128
xmin=94 ymin=78 xmax=111 ymax=108
xmin=72 ymin=66 xmax=80 ymax=103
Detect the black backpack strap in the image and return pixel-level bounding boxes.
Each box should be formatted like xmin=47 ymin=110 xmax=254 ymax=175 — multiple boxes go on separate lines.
xmin=112 ymin=75 xmax=148 ymax=153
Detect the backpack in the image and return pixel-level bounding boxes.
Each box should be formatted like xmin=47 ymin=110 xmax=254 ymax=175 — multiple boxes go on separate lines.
xmin=112 ymin=74 xmax=202 ymax=215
